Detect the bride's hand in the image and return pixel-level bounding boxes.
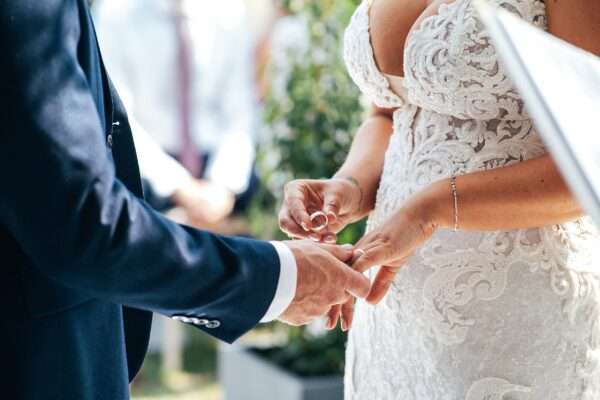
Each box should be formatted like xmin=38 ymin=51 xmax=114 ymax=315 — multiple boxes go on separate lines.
xmin=332 ymin=186 xmax=447 ymax=330
xmin=279 ymin=178 xmax=363 ymax=243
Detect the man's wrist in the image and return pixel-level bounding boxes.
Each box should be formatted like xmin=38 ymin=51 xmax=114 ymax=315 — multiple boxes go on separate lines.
xmin=260 ymin=241 xmax=298 ymax=322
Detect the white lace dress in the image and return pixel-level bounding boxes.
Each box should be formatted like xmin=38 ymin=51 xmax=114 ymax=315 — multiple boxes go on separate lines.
xmin=343 ymin=1 xmax=600 ymax=399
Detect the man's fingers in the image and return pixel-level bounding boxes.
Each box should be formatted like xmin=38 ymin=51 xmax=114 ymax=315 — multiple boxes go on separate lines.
xmin=366 ymin=266 xmax=400 ymax=305
xmin=340 ymin=298 xmax=354 ymax=331
xmin=341 ymin=266 xmax=371 ymax=298
xmin=326 ymin=305 xmax=341 ymax=330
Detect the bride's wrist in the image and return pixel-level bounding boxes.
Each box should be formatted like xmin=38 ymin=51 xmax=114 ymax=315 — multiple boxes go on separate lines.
xmin=409 ymin=179 xmax=455 ymax=232
xmin=332 ymin=174 xmax=371 ymax=217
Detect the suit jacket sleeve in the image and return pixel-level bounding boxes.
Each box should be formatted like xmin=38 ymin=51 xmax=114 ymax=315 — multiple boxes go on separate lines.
xmin=0 ymin=0 xmax=281 ymax=343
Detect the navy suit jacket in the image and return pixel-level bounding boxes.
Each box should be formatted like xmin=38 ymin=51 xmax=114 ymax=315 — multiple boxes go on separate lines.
xmin=0 ymin=0 xmax=281 ymax=398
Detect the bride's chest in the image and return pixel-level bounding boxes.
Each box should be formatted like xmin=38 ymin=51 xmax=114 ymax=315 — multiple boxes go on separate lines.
xmin=344 ymin=0 xmax=548 ymax=119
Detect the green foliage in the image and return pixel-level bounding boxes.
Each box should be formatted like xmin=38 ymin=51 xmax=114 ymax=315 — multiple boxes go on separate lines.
xmin=247 ymin=0 xmax=365 ymax=377
xmin=263 ymin=4 xmax=362 ymax=179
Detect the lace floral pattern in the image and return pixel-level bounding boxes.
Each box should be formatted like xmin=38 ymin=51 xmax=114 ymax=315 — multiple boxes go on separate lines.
xmin=404 ymin=0 xmax=547 ymax=121
xmin=343 ymin=0 xmax=600 ymax=399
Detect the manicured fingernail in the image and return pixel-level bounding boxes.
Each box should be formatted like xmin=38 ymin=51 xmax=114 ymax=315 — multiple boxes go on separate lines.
xmin=341 ymin=318 xmax=347 ymax=331
xmin=342 ymin=244 xmax=354 ymax=250
xmin=324 ymin=234 xmax=336 ymax=244
xmin=301 ymin=222 xmax=310 ymax=232
xmin=309 ymin=233 xmax=321 ymax=242
xmin=327 ymin=212 xmax=337 ymax=221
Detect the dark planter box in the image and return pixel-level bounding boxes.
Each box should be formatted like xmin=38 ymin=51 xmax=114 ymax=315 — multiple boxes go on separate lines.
xmin=218 ymin=344 xmax=343 ymax=400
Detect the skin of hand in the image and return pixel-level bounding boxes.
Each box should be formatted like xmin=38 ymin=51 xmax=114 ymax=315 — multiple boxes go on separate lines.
xmin=278 ymin=240 xmax=372 ymax=326
xmin=173 ymin=179 xmax=235 ymax=228
xmin=278 ymin=178 xmax=364 ymax=243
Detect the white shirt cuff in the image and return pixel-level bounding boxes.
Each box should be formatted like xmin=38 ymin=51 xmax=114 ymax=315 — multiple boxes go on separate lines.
xmin=260 ymin=241 xmax=298 ymax=322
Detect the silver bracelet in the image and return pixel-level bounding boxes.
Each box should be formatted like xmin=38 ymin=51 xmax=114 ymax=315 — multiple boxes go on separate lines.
xmin=450 ymin=175 xmax=459 ymax=232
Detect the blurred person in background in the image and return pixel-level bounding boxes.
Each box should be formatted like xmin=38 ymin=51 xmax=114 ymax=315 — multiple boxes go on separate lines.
xmin=255 ymin=0 xmax=308 ymax=103
xmin=94 ymin=0 xmax=259 ymax=233
xmin=93 ymin=0 xmax=261 ymax=375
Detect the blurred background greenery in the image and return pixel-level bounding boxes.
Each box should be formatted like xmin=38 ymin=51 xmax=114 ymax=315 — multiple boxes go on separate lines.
xmin=245 ymin=0 xmax=363 ymax=381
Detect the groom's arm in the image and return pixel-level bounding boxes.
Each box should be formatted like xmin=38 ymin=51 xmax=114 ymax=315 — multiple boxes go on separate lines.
xmin=0 ymin=0 xmax=293 ymax=343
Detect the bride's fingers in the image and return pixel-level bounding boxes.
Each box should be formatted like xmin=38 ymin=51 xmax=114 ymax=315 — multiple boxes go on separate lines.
xmin=326 ymin=305 xmax=341 ymax=329
xmin=366 ymin=266 xmax=402 ymax=305
xmin=352 ymin=242 xmax=389 ymax=273
xmin=279 ymin=212 xmax=307 ymax=239
xmin=287 ymin=196 xmax=313 ymax=232
xmin=341 ymin=298 xmax=354 ymax=331
xmin=322 ymin=191 xmax=341 ymax=221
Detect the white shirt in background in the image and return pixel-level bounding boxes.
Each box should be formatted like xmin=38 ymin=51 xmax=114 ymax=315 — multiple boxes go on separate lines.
xmin=94 ymin=0 xmax=257 ymax=197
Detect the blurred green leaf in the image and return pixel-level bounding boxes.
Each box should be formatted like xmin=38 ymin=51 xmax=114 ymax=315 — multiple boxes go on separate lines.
xmin=247 ymin=0 xmax=364 ymax=376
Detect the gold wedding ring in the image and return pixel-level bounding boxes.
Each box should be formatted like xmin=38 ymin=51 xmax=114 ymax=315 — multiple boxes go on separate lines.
xmin=309 ymin=211 xmax=329 ymax=232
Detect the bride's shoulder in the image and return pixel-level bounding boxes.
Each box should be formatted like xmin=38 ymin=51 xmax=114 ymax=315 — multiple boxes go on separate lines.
xmin=368 ymin=0 xmax=428 ymax=76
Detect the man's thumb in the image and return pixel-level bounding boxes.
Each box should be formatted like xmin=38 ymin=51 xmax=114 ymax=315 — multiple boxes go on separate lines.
xmin=342 ymin=266 xmax=370 ymax=299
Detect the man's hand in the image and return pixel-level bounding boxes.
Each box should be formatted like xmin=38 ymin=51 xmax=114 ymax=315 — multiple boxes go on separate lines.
xmin=173 ymin=179 xmax=235 ymax=228
xmin=278 ymin=241 xmax=371 ymax=326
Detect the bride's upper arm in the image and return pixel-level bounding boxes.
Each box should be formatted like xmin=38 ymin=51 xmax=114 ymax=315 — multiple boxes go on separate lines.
xmin=545 ymin=0 xmax=600 ymax=56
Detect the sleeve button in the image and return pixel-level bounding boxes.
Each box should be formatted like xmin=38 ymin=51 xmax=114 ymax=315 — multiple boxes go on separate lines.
xmin=206 ymin=320 xmax=220 ymax=329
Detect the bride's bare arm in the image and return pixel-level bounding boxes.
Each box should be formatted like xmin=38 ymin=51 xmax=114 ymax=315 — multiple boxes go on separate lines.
xmin=333 ymin=105 xmax=395 ymax=218
xmin=422 ymin=155 xmax=582 ymax=231
xmin=545 ymin=0 xmax=600 ymax=58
